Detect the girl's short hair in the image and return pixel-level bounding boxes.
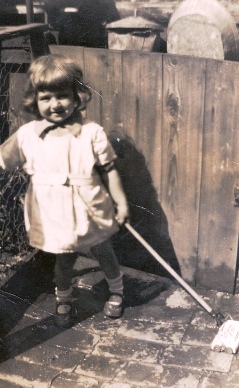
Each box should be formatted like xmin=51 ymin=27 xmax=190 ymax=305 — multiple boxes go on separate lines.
xmin=23 ymin=54 xmax=92 ymax=117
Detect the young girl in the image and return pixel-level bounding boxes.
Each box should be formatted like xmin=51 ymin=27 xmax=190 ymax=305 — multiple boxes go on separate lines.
xmin=0 ymin=54 xmax=129 ymax=327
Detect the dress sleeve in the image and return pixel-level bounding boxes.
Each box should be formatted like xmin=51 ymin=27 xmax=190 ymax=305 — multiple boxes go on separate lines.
xmin=93 ymin=125 xmax=117 ymax=166
xmin=0 ymin=131 xmax=26 ymax=171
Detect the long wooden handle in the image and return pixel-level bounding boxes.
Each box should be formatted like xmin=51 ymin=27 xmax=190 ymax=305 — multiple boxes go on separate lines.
xmin=125 ymin=222 xmax=213 ymax=314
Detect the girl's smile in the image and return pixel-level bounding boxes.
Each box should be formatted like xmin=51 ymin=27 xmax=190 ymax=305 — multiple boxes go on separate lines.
xmin=37 ymin=88 xmax=76 ymax=124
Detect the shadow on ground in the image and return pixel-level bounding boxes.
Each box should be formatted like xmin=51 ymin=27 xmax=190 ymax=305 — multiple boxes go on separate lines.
xmin=0 ymin=251 xmax=171 ymax=363
xmin=0 ymin=130 xmax=180 ymax=363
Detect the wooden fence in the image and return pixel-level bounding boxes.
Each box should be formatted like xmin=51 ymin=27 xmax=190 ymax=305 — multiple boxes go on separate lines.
xmin=6 ymin=45 xmax=239 ymax=293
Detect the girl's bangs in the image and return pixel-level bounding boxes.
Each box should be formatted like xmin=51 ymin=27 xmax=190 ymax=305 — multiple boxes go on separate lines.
xmin=33 ymin=67 xmax=73 ymax=91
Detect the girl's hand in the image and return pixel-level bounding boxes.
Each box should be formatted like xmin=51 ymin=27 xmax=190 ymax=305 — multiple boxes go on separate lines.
xmin=115 ymin=203 xmax=129 ymax=225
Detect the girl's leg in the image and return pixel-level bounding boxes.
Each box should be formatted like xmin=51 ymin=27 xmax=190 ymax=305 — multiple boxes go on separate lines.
xmin=91 ymin=239 xmax=123 ymax=317
xmin=54 ymin=252 xmax=78 ymax=327
xmin=91 ymin=239 xmax=120 ymax=279
xmin=54 ymin=252 xmax=78 ymax=292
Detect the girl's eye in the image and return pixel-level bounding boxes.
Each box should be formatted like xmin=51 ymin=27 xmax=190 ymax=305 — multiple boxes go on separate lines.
xmin=58 ymin=94 xmax=70 ymax=99
xmin=38 ymin=95 xmax=50 ymax=101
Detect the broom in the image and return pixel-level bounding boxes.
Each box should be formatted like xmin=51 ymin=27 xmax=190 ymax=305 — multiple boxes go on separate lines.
xmin=125 ymin=222 xmax=239 ymax=354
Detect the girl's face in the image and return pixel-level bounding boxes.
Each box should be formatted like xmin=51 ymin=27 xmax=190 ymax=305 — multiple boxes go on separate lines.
xmin=37 ymin=87 xmax=76 ymax=124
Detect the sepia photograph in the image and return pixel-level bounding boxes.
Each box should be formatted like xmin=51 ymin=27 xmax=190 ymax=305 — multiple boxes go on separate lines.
xmin=0 ymin=0 xmax=239 ymax=386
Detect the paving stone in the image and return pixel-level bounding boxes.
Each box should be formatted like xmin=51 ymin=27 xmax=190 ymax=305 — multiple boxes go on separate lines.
xmin=0 ymin=358 xmax=59 ymax=387
xmin=191 ymin=291 xmax=225 ymax=327
xmin=218 ymin=294 xmax=239 ymax=320
xmin=51 ymin=371 xmax=100 ymax=388
xmin=23 ymin=293 xmax=55 ymax=320
xmin=114 ymin=363 xmax=203 ymax=387
xmin=4 ymin=325 xmax=47 ymax=359
xmin=73 ymin=270 xmax=105 ymax=290
xmin=73 ymin=291 xmax=106 ymax=320
xmin=199 ymin=374 xmax=230 ymax=388
xmin=191 ymin=310 xmax=219 ymax=328
xmin=16 ymin=343 xmax=86 ymax=371
xmin=224 ymin=374 xmax=239 ymax=387
xmin=156 ymin=367 xmax=201 ymax=388
xmin=123 ymin=277 xmax=171 ymax=307
xmin=0 ymin=379 xmax=26 ymax=388
xmin=162 ymin=345 xmax=233 ymax=373
xmin=182 ymin=325 xmax=218 ymax=347
xmin=45 ymin=326 xmax=100 ymax=353
xmin=123 ymin=286 xmax=198 ymax=324
xmin=223 ymin=356 xmax=239 ymax=387
xmin=93 ymin=335 xmax=163 ymax=363
xmin=4 ymin=315 xmax=38 ymax=337
xmin=121 ymin=265 xmax=170 ymax=283
xmin=102 ymin=383 xmax=137 ymax=388
xmin=78 ymin=313 xmax=123 ymax=336
xmin=204 ymin=290 xmax=225 ymax=308
xmin=75 ymin=354 xmax=126 ymax=380
xmin=229 ymin=352 xmax=239 ymax=372
xmin=73 ymin=256 xmax=101 ymax=272
xmin=117 ymin=320 xmax=185 ymax=345
xmin=123 ymin=302 xmax=194 ymax=324
xmin=4 ymin=319 xmax=65 ymax=359
xmin=113 ymin=361 xmax=164 ymax=387
xmin=0 ymin=292 xmax=33 ymax=335
xmin=162 ymin=287 xmax=199 ymax=309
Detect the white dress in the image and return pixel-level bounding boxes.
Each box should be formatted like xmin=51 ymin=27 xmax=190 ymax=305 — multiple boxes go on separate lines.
xmin=0 ymin=119 xmax=119 ymax=253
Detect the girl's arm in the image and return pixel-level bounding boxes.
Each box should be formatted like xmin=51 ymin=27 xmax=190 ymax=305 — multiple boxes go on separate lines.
xmin=0 ymin=152 xmax=5 ymax=170
xmin=0 ymin=130 xmax=25 ymax=171
xmin=101 ymin=167 xmax=129 ymax=225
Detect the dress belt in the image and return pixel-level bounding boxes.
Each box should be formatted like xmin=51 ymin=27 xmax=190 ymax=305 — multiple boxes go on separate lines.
xmin=31 ymin=173 xmax=98 ymax=186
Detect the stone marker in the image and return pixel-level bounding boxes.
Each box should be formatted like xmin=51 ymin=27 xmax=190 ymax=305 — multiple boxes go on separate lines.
xmin=167 ymin=0 xmax=239 ymax=61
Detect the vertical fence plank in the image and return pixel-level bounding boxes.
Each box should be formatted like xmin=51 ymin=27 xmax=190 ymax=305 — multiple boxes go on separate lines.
xmin=197 ymin=59 xmax=239 ymax=293
xmin=161 ymin=55 xmax=206 ymax=282
xmin=49 ymin=45 xmax=85 ymax=70
xmin=121 ymin=51 xmax=163 ymax=195
xmin=83 ymin=47 xmax=123 ymax=133
xmin=118 ymin=51 xmax=179 ymax=277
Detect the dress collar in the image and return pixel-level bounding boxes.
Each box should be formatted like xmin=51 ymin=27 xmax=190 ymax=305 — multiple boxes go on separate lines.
xmin=35 ymin=111 xmax=84 ymax=138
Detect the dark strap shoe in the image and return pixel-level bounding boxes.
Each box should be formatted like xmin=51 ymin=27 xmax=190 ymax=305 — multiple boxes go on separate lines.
xmin=55 ymin=302 xmax=75 ymax=328
xmin=104 ymin=293 xmax=124 ymax=318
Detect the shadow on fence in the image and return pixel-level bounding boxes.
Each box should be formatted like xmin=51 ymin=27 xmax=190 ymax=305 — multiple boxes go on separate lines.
xmin=108 ymin=130 xmax=181 ymax=278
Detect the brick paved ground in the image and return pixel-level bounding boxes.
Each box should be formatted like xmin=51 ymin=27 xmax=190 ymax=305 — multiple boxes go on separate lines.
xmin=0 ymin=256 xmax=238 ymax=387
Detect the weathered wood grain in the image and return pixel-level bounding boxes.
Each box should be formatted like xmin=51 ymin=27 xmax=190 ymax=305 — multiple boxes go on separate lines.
xmin=161 ymin=54 xmax=206 ymax=282
xmin=197 ymin=58 xmax=239 ymax=293
xmin=49 ymin=45 xmax=85 ymax=71
xmin=83 ymin=47 xmax=123 ymax=133
xmin=121 ymin=50 xmax=163 ymax=195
